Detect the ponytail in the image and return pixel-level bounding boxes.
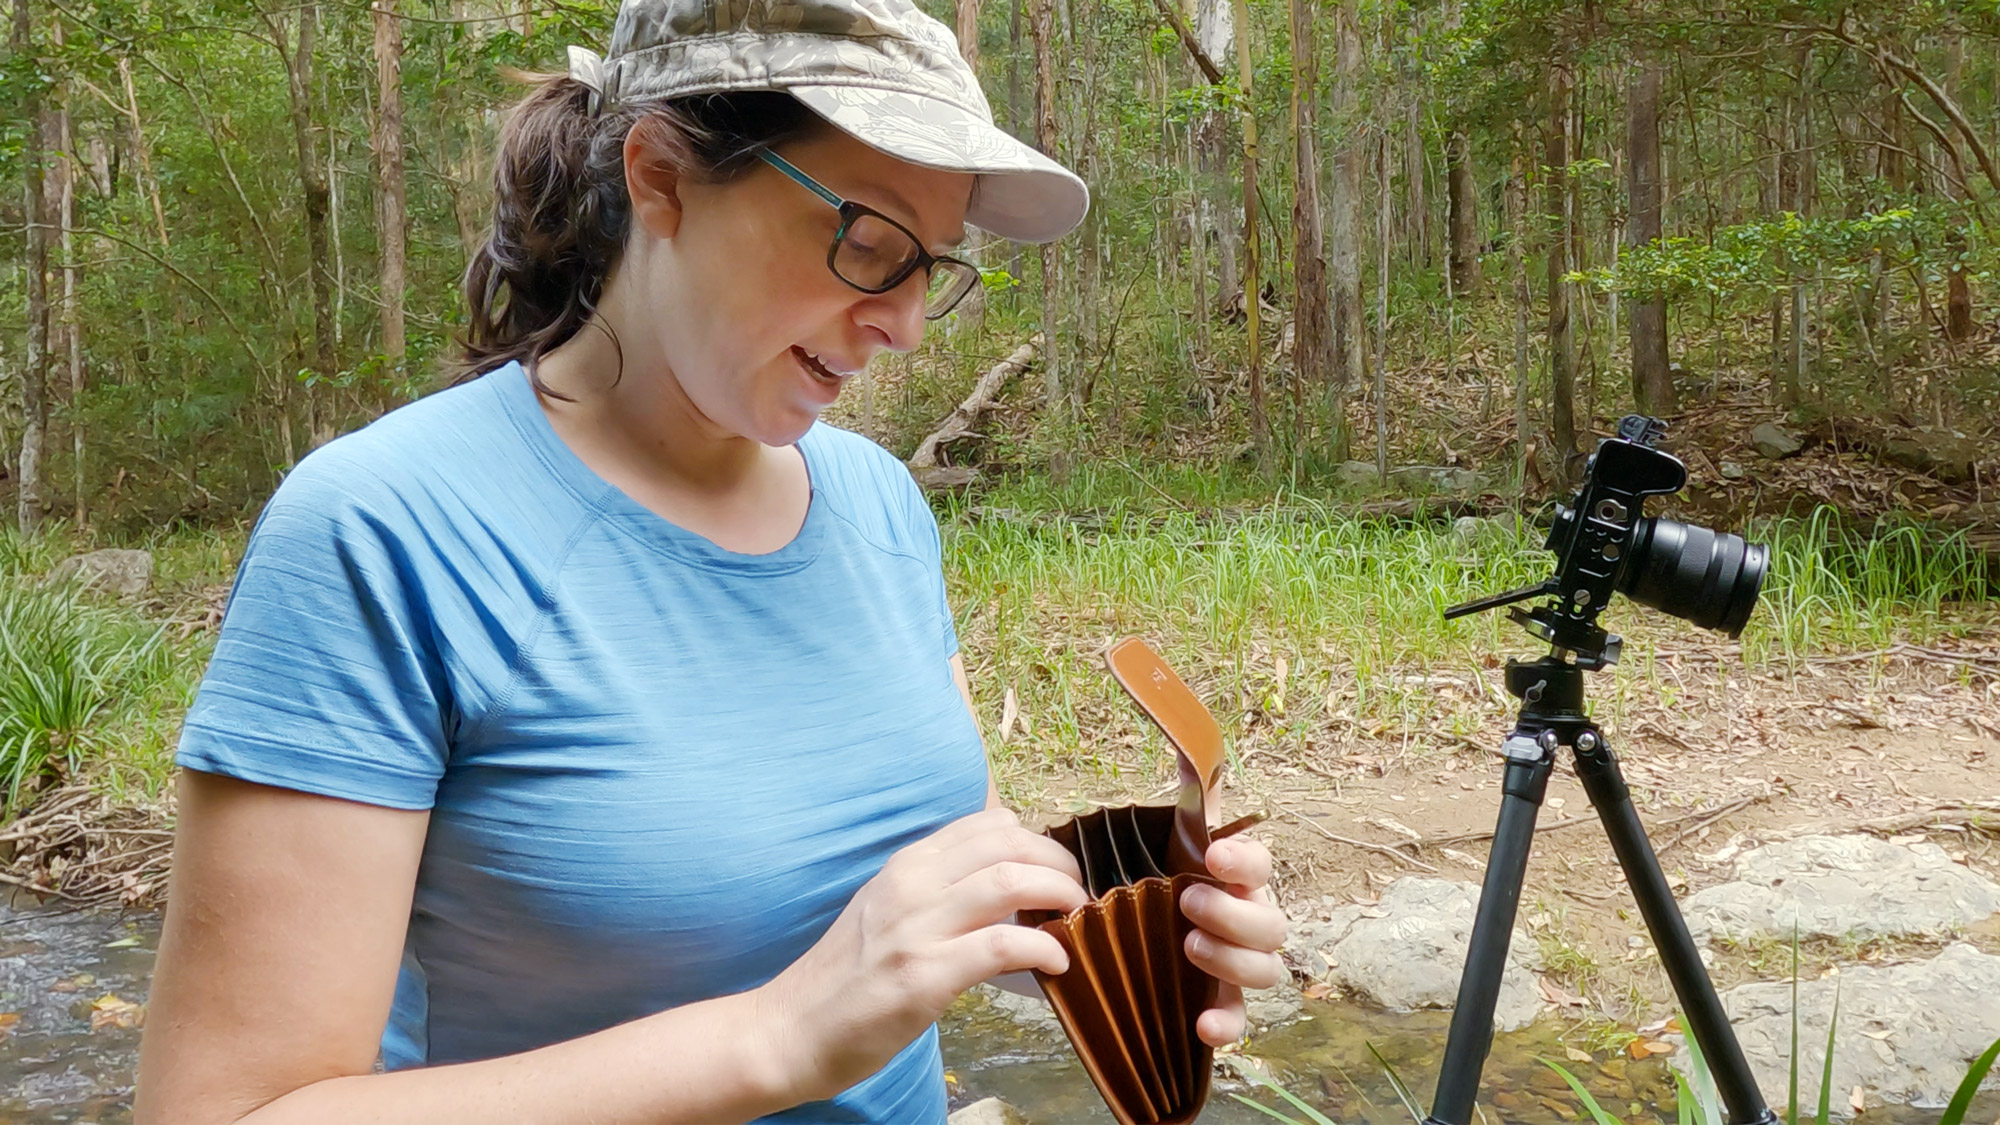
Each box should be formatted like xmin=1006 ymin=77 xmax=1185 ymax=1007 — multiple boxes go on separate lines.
xmin=455 ymin=76 xmax=822 ymax=393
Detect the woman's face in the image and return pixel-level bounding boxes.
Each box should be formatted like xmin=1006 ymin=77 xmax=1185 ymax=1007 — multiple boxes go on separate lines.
xmin=622 ymin=124 xmax=975 ymax=447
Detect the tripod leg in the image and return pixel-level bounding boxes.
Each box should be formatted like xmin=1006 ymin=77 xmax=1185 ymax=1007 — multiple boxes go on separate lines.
xmin=1573 ymin=738 xmax=1779 ymax=1125
xmin=1424 ymin=745 xmax=1554 ymax=1125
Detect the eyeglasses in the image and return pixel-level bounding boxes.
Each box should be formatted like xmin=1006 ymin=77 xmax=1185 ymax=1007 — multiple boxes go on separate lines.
xmin=756 ymin=148 xmax=982 ymax=320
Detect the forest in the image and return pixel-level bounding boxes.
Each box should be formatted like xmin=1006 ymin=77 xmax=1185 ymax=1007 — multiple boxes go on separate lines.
xmin=3 ymin=0 xmax=2000 ymax=1120
xmin=3 ymin=0 xmax=1997 ymax=528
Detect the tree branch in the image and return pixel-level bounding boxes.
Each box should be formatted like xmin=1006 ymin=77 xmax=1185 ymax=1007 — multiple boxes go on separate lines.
xmin=1144 ymin=0 xmax=1224 ymax=86
xmin=1803 ymin=16 xmax=2000 ymax=195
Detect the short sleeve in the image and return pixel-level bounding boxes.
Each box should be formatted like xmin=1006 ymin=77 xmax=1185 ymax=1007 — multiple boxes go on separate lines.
xmin=901 ymin=471 xmax=959 ymax=659
xmin=176 ymin=455 xmax=451 ymax=810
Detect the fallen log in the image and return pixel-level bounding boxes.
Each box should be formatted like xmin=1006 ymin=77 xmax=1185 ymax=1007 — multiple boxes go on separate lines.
xmin=907 ymin=335 xmax=1041 ymax=490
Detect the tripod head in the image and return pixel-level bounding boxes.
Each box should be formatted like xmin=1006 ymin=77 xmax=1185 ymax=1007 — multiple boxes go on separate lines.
xmin=1446 ymin=415 xmax=1769 ymax=670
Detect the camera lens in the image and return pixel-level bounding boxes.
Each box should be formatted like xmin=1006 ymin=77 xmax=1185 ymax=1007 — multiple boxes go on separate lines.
xmin=1618 ymin=518 xmax=1768 ymax=637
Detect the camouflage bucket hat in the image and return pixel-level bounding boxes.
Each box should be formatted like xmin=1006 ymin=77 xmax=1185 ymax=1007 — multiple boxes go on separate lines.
xmin=566 ymin=0 xmax=1088 ymax=243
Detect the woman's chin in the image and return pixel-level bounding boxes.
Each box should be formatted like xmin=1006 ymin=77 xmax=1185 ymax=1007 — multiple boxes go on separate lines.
xmin=746 ymin=404 xmax=824 ymax=449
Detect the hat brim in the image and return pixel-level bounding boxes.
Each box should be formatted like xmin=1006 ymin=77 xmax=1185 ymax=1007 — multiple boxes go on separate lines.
xmin=788 ymin=84 xmax=1088 ymax=244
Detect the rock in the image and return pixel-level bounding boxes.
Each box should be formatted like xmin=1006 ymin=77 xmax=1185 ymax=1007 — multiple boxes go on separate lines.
xmin=1283 ymin=878 xmax=1545 ymax=1031
xmin=948 ymin=1097 xmax=1032 ymax=1125
xmin=1684 ymin=835 xmax=2000 ymax=943
xmin=1881 ymin=430 xmax=1984 ymax=484
xmin=1335 ymin=460 xmax=1383 ymax=490
xmin=1718 ymin=461 xmax=1747 ymax=480
xmin=1243 ymin=978 xmax=1306 ymax=1031
xmin=1682 ymin=943 xmax=2000 ymax=1112
xmin=1451 ymin=515 xmax=1508 ymax=544
xmin=47 ymin=548 xmax=153 ymax=597
xmin=1387 ymin=465 xmax=1482 ymax=494
xmin=974 ymin=982 xmax=1060 ymax=1032
xmin=1749 ymin=421 xmax=1804 ymax=460
xmin=1214 ymin=1052 xmax=1277 ymax=1088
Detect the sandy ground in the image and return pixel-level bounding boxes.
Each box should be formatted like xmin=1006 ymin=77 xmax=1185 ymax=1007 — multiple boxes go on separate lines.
xmin=1004 ymin=638 xmax=2000 ymax=1026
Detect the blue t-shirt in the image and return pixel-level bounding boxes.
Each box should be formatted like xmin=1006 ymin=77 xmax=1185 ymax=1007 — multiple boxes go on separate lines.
xmin=176 ymin=360 xmax=988 ymax=1123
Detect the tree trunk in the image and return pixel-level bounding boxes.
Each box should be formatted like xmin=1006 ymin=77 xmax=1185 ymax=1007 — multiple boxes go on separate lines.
xmin=1403 ymin=97 xmax=1429 ymax=267
xmin=1029 ymin=0 xmax=1063 ymax=431
xmin=1509 ymin=128 xmax=1532 ymax=493
xmin=1327 ymin=2 xmax=1362 ymax=462
xmin=55 ymin=38 xmax=83 ymax=528
xmin=119 ymin=56 xmax=170 ymax=249
xmin=1196 ymin=0 xmax=1238 ymax=313
xmin=1445 ymin=129 xmax=1480 ymax=297
xmin=957 ymin=0 xmax=982 ymax=66
xmin=1231 ymin=0 xmax=1264 ymax=456
xmin=1373 ymin=132 xmax=1391 ymax=478
xmin=1943 ymin=33 xmax=1972 ymax=344
xmin=1007 ymin=0 xmax=1024 ymax=287
xmin=14 ymin=0 xmax=49 ymax=535
xmin=373 ymin=0 xmax=408 ymax=372
xmin=1784 ymin=51 xmax=1809 ymax=404
xmin=1545 ymin=63 xmax=1578 ymax=475
xmin=1288 ymin=0 xmax=1328 ymax=447
xmin=1627 ymin=57 xmax=1672 ymax=416
xmin=949 ymin=0 xmax=990 ymax=331
xmin=277 ymin=2 xmax=336 ymax=457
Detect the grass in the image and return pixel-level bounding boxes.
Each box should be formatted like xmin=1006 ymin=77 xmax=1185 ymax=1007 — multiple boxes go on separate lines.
xmin=0 ymin=580 xmax=173 ymax=813
xmin=0 ymin=472 xmax=1990 ymax=816
xmin=943 ymin=481 xmax=1994 ymax=790
xmin=0 ymin=525 xmax=224 ymax=814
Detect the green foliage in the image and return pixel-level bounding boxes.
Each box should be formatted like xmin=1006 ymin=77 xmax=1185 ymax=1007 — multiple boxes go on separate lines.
xmin=1939 ymin=1035 xmax=2000 ymax=1125
xmin=1576 ymin=206 xmax=1980 ymax=303
xmin=1230 ymin=1071 xmax=1341 ymax=1125
xmin=1540 ymin=1058 xmax=1627 ymax=1125
xmin=0 ymin=578 xmax=168 ymax=814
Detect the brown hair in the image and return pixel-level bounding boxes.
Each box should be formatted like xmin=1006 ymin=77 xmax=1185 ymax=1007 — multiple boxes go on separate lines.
xmin=454 ymin=74 xmax=822 ymax=393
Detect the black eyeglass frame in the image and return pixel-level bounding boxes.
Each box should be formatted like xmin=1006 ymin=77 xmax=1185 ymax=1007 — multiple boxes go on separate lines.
xmin=755 ymin=148 xmax=982 ymax=320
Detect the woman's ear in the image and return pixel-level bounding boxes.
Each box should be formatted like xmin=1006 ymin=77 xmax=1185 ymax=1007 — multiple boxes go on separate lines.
xmin=625 ymin=121 xmax=685 ymax=240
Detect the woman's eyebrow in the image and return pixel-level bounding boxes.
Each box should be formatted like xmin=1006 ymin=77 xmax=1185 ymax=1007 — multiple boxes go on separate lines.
xmin=860 ymin=182 xmax=965 ymax=252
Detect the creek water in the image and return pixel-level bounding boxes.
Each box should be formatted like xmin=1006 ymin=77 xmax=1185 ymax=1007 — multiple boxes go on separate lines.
xmin=0 ymin=900 xmax=1987 ymax=1123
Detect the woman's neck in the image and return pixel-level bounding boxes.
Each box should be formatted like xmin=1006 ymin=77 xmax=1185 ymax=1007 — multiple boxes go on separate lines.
xmin=531 ymin=314 xmax=765 ymax=499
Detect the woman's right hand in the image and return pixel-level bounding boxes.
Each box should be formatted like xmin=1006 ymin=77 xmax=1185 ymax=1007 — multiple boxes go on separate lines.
xmin=756 ymin=807 xmax=1088 ymax=1102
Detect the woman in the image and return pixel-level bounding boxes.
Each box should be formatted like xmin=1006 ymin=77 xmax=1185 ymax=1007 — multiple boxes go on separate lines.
xmin=135 ymin=1 xmax=1288 ymax=1121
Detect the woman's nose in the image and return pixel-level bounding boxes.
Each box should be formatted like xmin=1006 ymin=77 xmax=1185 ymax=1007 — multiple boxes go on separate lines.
xmin=856 ymin=272 xmax=930 ymax=353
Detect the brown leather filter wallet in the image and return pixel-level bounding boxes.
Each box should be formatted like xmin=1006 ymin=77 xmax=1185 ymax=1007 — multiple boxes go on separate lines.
xmin=1016 ymin=638 xmax=1264 ymax=1125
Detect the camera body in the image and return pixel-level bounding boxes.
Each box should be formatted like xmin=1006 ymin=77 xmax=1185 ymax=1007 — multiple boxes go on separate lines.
xmin=1447 ymin=415 xmax=1767 ymax=669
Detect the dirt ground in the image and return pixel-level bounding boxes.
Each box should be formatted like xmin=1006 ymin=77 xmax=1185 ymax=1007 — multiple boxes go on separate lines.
xmin=1006 ymin=636 xmax=2000 ymax=1029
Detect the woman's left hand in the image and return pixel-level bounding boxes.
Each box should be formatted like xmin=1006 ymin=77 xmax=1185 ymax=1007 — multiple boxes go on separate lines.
xmin=1181 ymin=834 xmax=1291 ymax=1047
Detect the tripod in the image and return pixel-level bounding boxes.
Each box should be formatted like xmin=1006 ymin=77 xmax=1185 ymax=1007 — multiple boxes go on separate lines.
xmin=1422 ymin=653 xmax=1779 ymax=1125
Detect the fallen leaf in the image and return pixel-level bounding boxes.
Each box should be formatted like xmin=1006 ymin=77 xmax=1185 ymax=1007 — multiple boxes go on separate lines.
xmin=998 ymin=687 xmax=1019 ymax=745
xmin=1536 ymin=977 xmax=1589 ymax=1008
xmin=1303 ymin=982 xmax=1335 ymax=1000
xmin=49 ymin=973 xmax=95 ymax=994
xmin=1564 ymin=1047 xmax=1593 ymax=1064
xmin=1849 ymin=1086 xmax=1865 ymax=1114
xmin=1627 ymin=1039 xmax=1675 ymax=1059
xmin=1441 ymin=847 xmax=1486 ymax=869
xmin=1887 ymin=833 xmax=1928 ymax=846
xmin=89 ymin=993 xmax=145 ymax=1031
xmin=1369 ymin=816 xmax=1423 ymax=842
xmin=103 ymin=936 xmax=141 ymax=950
xmin=0 ymin=1012 xmax=19 ymax=1042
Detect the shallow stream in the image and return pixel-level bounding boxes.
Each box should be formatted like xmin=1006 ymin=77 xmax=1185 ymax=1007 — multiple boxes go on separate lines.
xmin=1 ymin=899 xmax=1989 ymax=1123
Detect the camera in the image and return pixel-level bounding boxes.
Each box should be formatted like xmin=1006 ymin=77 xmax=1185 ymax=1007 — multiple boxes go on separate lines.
xmin=1446 ymin=415 xmax=1768 ymax=668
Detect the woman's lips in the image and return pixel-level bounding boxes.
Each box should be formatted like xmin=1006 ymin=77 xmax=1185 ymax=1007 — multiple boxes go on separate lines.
xmin=792 ymin=346 xmax=848 ymax=383
xmin=792 ymin=345 xmax=847 ymax=402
